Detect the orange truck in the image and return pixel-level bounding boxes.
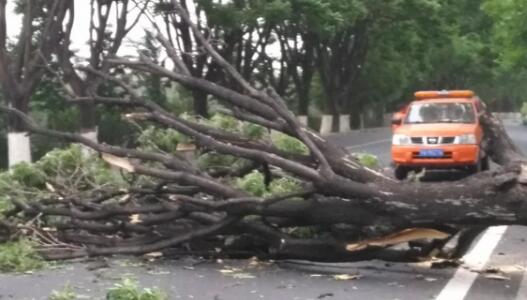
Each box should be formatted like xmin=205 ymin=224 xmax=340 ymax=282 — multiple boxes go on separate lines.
xmin=391 ymin=90 xmax=488 ymax=180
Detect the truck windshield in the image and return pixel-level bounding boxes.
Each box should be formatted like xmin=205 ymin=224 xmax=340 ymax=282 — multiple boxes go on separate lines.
xmin=405 ymin=102 xmax=476 ymax=124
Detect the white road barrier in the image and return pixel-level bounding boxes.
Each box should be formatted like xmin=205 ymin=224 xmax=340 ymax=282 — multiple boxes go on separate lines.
xmin=339 ymin=114 xmax=351 ymax=133
xmin=8 ymin=132 xmax=31 ymax=168
xmin=492 ymin=112 xmax=522 ymax=125
xmin=320 ymin=115 xmax=333 ymax=135
xmin=80 ymin=129 xmax=98 ymax=156
xmin=297 ymin=115 xmax=308 ymax=126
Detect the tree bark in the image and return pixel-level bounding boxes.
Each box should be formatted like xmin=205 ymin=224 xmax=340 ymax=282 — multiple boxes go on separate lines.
xmin=192 ymin=86 xmax=208 ymax=117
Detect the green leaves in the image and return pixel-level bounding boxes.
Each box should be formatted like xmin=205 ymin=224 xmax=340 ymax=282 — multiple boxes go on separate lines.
xmin=352 ymin=153 xmax=379 ymax=169
xmin=0 ymin=239 xmax=45 ymax=273
xmin=209 ymin=114 xmax=239 ymax=133
xmin=200 ymin=0 xmax=291 ymax=29
xmin=236 ymin=170 xmax=267 ymax=197
xmin=268 ymin=176 xmax=302 ymax=195
xmin=49 ymin=285 xmax=77 ymax=300
xmin=49 ymin=279 xmax=168 ymax=300
xmin=0 ymin=145 xmax=128 ymax=223
xmin=271 ymin=132 xmax=309 ymax=155
xmin=137 ymin=126 xmax=186 ymax=153
xmin=235 ymin=170 xmax=302 ymax=197
xmin=197 ymin=153 xmax=239 ymax=170
xmin=483 ymin=0 xmax=527 ymax=69
xmin=10 ymin=162 xmax=47 ymax=189
xmin=106 ymin=278 xmax=167 ymax=300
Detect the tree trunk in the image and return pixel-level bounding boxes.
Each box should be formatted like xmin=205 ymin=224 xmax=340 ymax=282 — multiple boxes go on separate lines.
xmin=330 ymin=97 xmax=340 ymax=132
xmin=79 ymin=102 xmax=97 ymax=140
xmin=192 ymin=90 xmax=208 ymax=117
xmin=298 ymin=87 xmax=310 ymax=116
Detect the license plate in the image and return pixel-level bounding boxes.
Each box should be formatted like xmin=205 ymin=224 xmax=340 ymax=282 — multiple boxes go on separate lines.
xmin=419 ymin=149 xmax=444 ymax=157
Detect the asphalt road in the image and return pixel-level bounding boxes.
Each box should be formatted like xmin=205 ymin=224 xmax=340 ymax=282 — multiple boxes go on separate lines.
xmin=1 ymin=126 xmax=526 ymax=300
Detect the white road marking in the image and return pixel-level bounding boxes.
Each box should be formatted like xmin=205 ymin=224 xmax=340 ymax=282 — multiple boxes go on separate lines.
xmin=346 ymin=138 xmax=391 ymax=150
xmin=516 ymin=264 xmax=527 ymax=300
xmin=435 ymin=226 xmax=508 ymax=300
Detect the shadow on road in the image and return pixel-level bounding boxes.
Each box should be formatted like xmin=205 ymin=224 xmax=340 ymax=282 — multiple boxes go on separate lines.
xmin=419 ymin=170 xmax=470 ymax=182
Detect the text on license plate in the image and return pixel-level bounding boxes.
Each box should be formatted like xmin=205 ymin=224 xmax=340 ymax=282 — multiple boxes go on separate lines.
xmin=419 ymin=149 xmax=444 ymax=157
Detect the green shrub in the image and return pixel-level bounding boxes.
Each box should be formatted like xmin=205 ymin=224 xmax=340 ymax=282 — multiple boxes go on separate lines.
xmin=521 ymin=102 xmax=527 ymax=117
xmin=0 ymin=238 xmax=45 ymax=272
xmin=106 ymin=278 xmax=167 ymax=300
xmin=271 ymin=132 xmax=309 ymax=155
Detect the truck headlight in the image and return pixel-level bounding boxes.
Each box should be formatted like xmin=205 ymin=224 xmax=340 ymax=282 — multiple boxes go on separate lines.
xmin=392 ymin=134 xmax=411 ymax=145
xmin=455 ymin=134 xmax=477 ymax=144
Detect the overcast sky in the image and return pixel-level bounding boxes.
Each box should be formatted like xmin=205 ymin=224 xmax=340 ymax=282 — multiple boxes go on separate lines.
xmin=5 ymin=0 xmax=148 ymax=58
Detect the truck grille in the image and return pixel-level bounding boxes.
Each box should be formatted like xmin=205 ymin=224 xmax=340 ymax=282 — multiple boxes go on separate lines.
xmin=441 ymin=137 xmax=455 ymax=144
xmin=409 ymin=136 xmax=455 ymax=145
xmin=411 ymin=137 xmax=423 ymax=144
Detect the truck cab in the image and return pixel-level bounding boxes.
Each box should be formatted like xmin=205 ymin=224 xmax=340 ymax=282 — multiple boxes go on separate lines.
xmin=391 ymin=90 xmax=488 ymax=180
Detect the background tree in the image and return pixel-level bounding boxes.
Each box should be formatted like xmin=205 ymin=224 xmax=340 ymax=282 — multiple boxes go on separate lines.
xmin=57 ymin=0 xmax=148 ymax=143
xmin=0 ymin=0 xmax=72 ymax=167
xmin=482 ymin=0 xmax=527 ymax=111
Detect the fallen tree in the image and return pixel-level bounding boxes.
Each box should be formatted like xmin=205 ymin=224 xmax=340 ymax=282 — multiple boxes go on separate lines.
xmin=0 ymin=0 xmax=526 ymax=262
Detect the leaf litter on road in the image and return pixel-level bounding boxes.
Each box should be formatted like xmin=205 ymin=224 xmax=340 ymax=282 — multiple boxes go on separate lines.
xmin=333 ymin=274 xmax=361 ymax=281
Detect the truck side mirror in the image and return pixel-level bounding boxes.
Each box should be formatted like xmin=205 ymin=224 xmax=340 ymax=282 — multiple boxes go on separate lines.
xmin=391 ymin=117 xmax=402 ymax=126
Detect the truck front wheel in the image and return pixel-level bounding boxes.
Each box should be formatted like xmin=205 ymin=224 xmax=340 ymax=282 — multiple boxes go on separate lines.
xmin=394 ymin=166 xmax=410 ymax=180
xmin=468 ymin=154 xmax=489 ymax=174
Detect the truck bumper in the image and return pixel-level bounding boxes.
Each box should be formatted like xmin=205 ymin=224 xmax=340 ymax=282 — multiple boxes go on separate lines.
xmin=391 ymin=144 xmax=479 ymax=167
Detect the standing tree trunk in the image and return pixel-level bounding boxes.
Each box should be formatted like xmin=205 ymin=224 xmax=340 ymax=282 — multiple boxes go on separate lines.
xmin=79 ymin=102 xmax=98 ymax=142
xmin=192 ymin=90 xmax=208 ymax=117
